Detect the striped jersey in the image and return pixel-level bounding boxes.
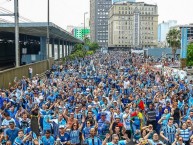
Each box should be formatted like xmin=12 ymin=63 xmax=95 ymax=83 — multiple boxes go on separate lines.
xmin=161 ymin=125 xmax=176 ymax=144
xmin=179 ymin=128 xmax=190 ymax=141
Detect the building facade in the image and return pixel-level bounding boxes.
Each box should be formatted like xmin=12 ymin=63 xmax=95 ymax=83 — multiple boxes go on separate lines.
xmin=158 ymin=20 xmax=177 ymax=44
xmin=90 ymin=0 xmax=112 ymax=47
xmin=113 ymin=0 xmax=136 ymax=4
xmin=66 ymin=25 xmax=75 ymax=34
xmin=72 ymin=27 xmax=90 ymax=40
xmin=171 ymin=24 xmax=193 ymax=59
xmin=108 ymin=2 xmax=158 ymax=49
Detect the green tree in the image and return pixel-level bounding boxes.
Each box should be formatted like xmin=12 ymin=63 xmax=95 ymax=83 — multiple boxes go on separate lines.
xmin=166 ymin=29 xmax=181 ymax=60
xmin=89 ymin=42 xmax=99 ymax=52
xmin=72 ymin=43 xmax=84 ymax=53
xmin=84 ymin=37 xmax=90 ymax=45
xmin=187 ymin=43 xmax=193 ymax=66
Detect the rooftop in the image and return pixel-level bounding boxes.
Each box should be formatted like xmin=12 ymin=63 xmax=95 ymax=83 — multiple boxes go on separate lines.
xmin=0 ymin=22 xmax=83 ymax=43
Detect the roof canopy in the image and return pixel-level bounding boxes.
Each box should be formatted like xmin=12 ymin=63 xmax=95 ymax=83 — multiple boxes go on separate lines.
xmin=0 ymin=22 xmax=83 ymax=43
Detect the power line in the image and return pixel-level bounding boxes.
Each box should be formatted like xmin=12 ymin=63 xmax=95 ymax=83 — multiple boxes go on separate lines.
xmin=0 ymin=7 xmax=34 ymax=22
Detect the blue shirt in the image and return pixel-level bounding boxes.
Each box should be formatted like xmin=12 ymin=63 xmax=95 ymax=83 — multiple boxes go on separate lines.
xmin=43 ymin=115 xmax=52 ymax=131
xmin=86 ymin=136 xmax=102 ymax=145
xmin=59 ymin=133 xmax=70 ymax=143
xmin=13 ymin=137 xmax=24 ymax=145
xmin=107 ymin=140 xmax=126 ymax=145
xmin=97 ymin=119 xmax=109 ymax=138
xmin=6 ymin=128 xmax=19 ymax=144
xmin=83 ymin=126 xmax=92 ymax=138
xmin=70 ymin=130 xmax=80 ymax=144
xmin=41 ymin=136 xmax=55 ymax=145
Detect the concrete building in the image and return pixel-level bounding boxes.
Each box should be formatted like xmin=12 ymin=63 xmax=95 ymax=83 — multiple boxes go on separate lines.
xmin=113 ymin=0 xmax=136 ymax=3
xmin=108 ymin=1 xmax=158 ymax=49
xmin=90 ymin=0 xmax=112 ymax=47
xmin=158 ymin=20 xmax=177 ymax=44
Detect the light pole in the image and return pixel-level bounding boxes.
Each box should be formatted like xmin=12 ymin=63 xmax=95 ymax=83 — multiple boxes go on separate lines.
xmin=84 ymin=12 xmax=88 ymax=44
xmin=14 ymin=0 xmax=19 ymax=67
xmin=0 ymin=0 xmax=19 ymax=67
xmin=47 ymin=0 xmax=50 ymax=59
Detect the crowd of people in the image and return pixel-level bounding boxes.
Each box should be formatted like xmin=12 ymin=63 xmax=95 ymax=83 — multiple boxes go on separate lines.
xmin=0 ymin=51 xmax=193 ymax=145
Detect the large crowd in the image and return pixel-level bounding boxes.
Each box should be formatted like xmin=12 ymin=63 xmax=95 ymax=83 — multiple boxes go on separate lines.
xmin=0 ymin=51 xmax=193 ymax=145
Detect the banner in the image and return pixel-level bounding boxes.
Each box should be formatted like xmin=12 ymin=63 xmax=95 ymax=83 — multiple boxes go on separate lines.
xmin=181 ymin=27 xmax=188 ymax=58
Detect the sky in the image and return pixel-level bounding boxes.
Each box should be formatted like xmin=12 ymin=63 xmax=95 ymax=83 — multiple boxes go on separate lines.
xmin=0 ymin=0 xmax=193 ymax=30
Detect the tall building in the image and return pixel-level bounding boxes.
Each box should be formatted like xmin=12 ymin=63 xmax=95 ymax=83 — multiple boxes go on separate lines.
xmin=158 ymin=20 xmax=177 ymax=43
xmin=90 ymin=0 xmax=112 ymax=47
xmin=72 ymin=27 xmax=90 ymax=40
xmin=108 ymin=2 xmax=158 ymax=49
xmin=113 ymin=0 xmax=136 ymax=3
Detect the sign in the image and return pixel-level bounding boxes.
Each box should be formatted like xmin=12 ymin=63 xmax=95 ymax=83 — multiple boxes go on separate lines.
xmin=181 ymin=27 xmax=188 ymax=58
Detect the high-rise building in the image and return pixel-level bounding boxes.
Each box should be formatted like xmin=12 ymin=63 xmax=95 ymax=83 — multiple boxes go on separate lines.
xmin=158 ymin=20 xmax=177 ymax=43
xmin=108 ymin=1 xmax=158 ymax=49
xmin=72 ymin=27 xmax=90 ymax=40
xmin=113 ymin=0 xmax=136 ymax=3
xmin=90 ymin=0 xmax=112 ymax=47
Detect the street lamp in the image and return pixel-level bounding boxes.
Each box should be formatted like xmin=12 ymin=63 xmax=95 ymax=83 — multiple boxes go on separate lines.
xmin=84 ymin=12 xmax=88 ymax=44
xmin=47 ymin=0 xmax=50 ymax=59
xmin=0 ymin=0 xmax=19 ymax=66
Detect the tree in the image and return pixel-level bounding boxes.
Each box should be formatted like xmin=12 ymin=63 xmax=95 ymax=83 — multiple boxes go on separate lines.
xmin=166 ymin=29 xmax=181 ymax=60
xmin=187 ymin=43 xmax=193 ymax=66
xmin=89 ymin=42 xmax=99 ymax=52
xmin=84 ymin=36 xmax=90 ymax=45
xmin=72 ymin=43 xmax=84 ymax=53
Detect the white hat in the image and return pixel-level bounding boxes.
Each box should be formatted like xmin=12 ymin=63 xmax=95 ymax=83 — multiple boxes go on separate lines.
xmin=59 ymin=125 xmax=65 ymax=129
xmin=39 ymin=95 xmax=43 ymax=100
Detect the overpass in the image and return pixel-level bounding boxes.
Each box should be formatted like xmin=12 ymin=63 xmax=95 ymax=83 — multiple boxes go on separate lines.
xmin=0 ymin=22 xmax=83 ymax=66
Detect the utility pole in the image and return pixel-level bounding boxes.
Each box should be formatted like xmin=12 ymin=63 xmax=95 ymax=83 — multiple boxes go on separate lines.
xmin=84 ymin=12 xmax=88 ymax=44
xmin=14 ymin=0 xmax=19 ymax=67
xmin=47 ymin=0 xmax=50 ymax=59
xmin=0 ymin=0 xmax=20 ymax=67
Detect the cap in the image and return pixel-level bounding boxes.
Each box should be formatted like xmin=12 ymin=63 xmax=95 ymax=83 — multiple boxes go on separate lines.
xmin=9 ymin=121 xmax=15 ymax=125
xmin=115 ymin=115 xmax=120 ymax=119
xmin=39 ymin=95 xmax=44 ymax=100
xmin=59 ymin=125 xmax=65 ymax=129
xmin=101 ymin=112 xmax=106 ymax=116
xmin=113 ymin=100 xmax=117 ymax=103
xmin=86 ymin=88 xmax=90 ymax=91
xmin=88 ymin=105 xmax=92 ymax=108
